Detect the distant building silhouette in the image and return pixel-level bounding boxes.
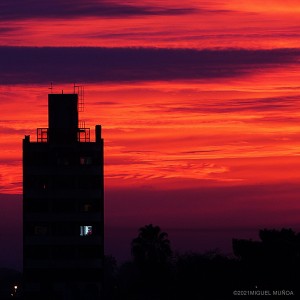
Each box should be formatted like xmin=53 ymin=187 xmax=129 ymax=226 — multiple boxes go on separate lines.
xmin=23 ymin=93 xmax=104 ymax=299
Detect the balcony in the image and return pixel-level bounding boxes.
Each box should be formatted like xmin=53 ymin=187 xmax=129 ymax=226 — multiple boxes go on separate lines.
xmin=36 ymin=127 xmax=91 ymax=142
xmin=77 ymin=128 xmax=90 ymax=142
xmin=37 ymin=128 xmax=48 ymax=142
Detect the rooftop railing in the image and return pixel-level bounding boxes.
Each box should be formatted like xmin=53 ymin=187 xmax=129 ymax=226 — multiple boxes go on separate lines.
xmin=36 ymin=128 xmax=91 ymax=143
xmin=37 ymin=128 xmax=48 ymax=143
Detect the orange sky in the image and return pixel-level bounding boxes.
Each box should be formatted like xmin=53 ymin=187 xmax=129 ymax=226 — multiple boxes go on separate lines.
xmin=1 ymin=0 xmax=300 ymax=48
xmin=1 ymin=0 xmax=300 ymax=260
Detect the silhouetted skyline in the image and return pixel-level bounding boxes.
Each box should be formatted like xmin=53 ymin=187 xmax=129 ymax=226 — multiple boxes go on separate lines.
xmin=23 ymin=93 xmax=104 ymax=299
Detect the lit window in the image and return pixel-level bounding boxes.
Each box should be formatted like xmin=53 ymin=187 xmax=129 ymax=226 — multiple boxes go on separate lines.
xmin=80 ymin=225 xmax=92 ymax=236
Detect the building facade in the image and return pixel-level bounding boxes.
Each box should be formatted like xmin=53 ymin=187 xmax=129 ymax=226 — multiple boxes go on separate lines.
xmin=23 ymin=93 xmax=104 ymax=300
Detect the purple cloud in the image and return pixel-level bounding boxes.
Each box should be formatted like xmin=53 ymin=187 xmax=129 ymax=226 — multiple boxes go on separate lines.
xmin=0 ymin=47 xmax=299 ymax=84
xmin=0 ymin=0 xmax=197 ymax=20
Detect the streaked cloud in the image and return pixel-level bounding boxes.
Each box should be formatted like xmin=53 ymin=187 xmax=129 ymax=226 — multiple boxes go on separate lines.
xmin=0 ymin=47 xmax=299 ymax=84
xmin=162 ymin=95 xmax=300 ymax=115
xmin=222 ymin=0 xmax=300 ymax=13
xmin=0 ymin=0 xmax=197 ymax=20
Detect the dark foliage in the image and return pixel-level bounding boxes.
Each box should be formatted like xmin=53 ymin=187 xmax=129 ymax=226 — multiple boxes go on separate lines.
xmin=0 ymin=268 xmax=22 ymax=299
xmin=131 ymin=224 xmax=172 ymax=266
xmin=3 ymin=227 xmax=300 ymax=299
xmin=233 ymin=228 xmax=300 ymax=292
xmin=103 ymin=255 xmax=118 ymax=300
xmin=175 ymin=250 xmax=238 ymax=299
xmin=106 ymin=227 xmax=300 ymax=299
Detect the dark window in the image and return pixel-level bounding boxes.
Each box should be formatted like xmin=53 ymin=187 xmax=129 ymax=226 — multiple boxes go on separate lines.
xmin=57 ymin=157 xmax=70 ymax=166
xmin=34 ymin=225 xmax=49 ymax=236
xmin=78 ymin=175 xmax=102 ymax=189
xmin=78 ymin=245 xmax=102 ymax=259
xmin=52 ymin=246 xmax=77 ymax=259
xmin=24 ymin=199 xmax=49 ymax=212
xmin=80 ymin=157 xmax=92 ymax=165
xmin=53 ymin=176 xmax=76 ymax=189
xmin=24 ymin=175 xmax=50 ymax=191
xmin=24 ymin=150 xmax=49 ymax=166
xmin=52 ymin=222 xmax=78 ymax=236
xmin=79 ymin=198 xmax=101 ymax=212
xmin=83 ymin=204 xmax=92 ymax=212
xmin=52 ymin=198 xmax=78 ymax=212
xmin=24 ymin=246 xmax=49 ymax=259
xmin=24 ymin=222 xmax=50 ymax=235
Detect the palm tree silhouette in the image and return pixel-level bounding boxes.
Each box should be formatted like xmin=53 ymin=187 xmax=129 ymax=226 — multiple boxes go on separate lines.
xmin=131 ymin=224 xmax=172 ymax=266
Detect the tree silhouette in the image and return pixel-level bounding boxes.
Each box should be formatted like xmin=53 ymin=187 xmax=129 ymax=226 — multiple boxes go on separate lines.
xmin=233 ymin=228 xmax=300 ymax=263
xmin=130 ymin=224 xmax=173 ymax=299
xmin=175 ymin=251 xmax=236 ymax=300
xmin=131 ymin=224 xmax=172 ymax=267
xmin=103 ymin=255 xmax=118 ymax=300
xmin=232 ymin=228 xmax=300 ymax=290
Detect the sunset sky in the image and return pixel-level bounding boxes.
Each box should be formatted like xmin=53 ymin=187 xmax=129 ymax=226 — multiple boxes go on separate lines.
xmin=1 ymin=0 xmax=300 ymax=268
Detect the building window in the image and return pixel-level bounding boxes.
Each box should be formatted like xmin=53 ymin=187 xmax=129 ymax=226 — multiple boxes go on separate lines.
xmin=57 ymin=157 xmax=70 ymax=166
xmin=80 ymin=157 xmax=92 ymax=165
xmin=80 ymin=226 xmax=92 ymax=236
xmin=34 ymin=226 xmax=48 ymax=236
xmin=83 ymin=204 xmax=92 ymax=212
xmin=37 ymin=128 xmax=48 ymax=143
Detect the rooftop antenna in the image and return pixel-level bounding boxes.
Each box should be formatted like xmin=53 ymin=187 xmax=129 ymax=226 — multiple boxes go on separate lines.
xmin=73 ymin=83 xmax=77 ymax=94
xmin=48 ymin=82 xmax=53 ymax=94
xmin=73 ymin=83 xmax=85 ymax=112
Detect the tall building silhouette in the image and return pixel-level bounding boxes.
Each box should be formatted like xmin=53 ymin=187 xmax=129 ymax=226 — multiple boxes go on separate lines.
xmin=23 ymin=93 xmax=104 ymax=300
